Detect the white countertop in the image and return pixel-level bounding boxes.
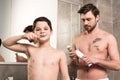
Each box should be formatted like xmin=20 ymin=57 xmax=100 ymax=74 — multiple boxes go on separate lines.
xmin=0 ymin=62 xmax=27 ymax=65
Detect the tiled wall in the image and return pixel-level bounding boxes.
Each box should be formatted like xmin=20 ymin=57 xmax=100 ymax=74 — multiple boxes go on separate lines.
xmin=112 ymin=0 xmax=120 ymax=80
xmin=57 ymin=0 xmax=81 ymax=62
xmin=113 ymin=0 xmax=120 ymax=51
xmin=57 ymin=0 xmax=81 ymax=79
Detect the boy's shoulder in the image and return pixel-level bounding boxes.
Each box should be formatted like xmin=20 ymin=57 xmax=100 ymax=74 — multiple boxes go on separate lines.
xmin=53 ymin=48 xmax=65 ymax=55
xmin=53 ymin=48 xmax=64 ymax=53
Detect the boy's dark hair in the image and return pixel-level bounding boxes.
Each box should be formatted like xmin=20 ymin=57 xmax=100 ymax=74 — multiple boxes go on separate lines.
xmin=23 ymin=25 xmax=33 ymax=33
xmin=78 ymin=3 xmax=100 ymax=17
xmin=33 ymin=17 xmax=52 ymax=31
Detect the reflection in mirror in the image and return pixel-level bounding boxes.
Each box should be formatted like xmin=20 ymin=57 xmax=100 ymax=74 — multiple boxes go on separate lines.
xmin=0 ymin=0 xmax=12 ymax=62
xmin=0 ymin=35 xmax=4 ymax=62
xmin=0 ymin=38 xmax=5 ymax=62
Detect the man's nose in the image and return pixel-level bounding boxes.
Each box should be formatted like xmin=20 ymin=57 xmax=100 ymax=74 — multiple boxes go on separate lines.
xmin=84 ymin=20 xmax=89 ymax=25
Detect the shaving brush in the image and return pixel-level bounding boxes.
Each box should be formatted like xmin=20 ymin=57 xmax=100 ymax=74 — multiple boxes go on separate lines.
xmin=67 ymin=45 xmax=72 ymax=52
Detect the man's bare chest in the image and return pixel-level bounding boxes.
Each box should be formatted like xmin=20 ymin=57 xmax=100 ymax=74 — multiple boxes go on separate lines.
xmin=75 ymin=36 xmax=108 ymax=54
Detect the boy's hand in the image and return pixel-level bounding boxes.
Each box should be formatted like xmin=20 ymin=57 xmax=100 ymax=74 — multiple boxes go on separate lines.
xmin=23 ymin=32 xmax=39 ymax=43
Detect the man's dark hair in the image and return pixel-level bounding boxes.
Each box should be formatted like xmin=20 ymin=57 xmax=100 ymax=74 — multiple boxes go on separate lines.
xmin=33 ymin=17 xmax=52 ymax=31
xmin=23 ymin=25 xmax=33 ymax=33
xmin=78 ymin=3 xmax=100 ymax=17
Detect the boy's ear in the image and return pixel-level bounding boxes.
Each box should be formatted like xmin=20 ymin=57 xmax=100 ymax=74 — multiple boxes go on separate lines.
xmin=51 ymin=31 xmax=53 ymax=35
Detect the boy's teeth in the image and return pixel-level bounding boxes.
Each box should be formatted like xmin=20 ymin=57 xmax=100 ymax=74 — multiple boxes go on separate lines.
xmin=40 ymin=34 xmax=46 ymax=37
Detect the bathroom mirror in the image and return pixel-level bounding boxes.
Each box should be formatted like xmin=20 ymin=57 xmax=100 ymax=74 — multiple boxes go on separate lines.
xmin=0 ymin=0 xmax=58 ymax=62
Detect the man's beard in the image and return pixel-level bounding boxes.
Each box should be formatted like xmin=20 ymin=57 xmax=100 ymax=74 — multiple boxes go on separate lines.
xmin=84 ymin=23 xmax=97 ymax=33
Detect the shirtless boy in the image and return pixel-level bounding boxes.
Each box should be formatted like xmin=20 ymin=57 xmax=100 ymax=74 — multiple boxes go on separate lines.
xmin=69 ymin=3 xmax=120 ymax=80
xmin=3 ymin=17 xmax=70 ymax=80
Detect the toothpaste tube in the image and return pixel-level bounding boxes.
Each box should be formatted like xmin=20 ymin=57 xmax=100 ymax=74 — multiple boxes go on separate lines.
xmin=75 ymin=50 xmax=92 ymax=67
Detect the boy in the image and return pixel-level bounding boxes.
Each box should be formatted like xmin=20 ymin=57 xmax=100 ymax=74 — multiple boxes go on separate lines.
xmin=3 ymin=17 xmax=70 ymax=80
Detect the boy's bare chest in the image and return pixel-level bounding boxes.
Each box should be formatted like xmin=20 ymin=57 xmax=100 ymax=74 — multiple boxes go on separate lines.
xmin=30 ymin=51 xmax=60 ymax=66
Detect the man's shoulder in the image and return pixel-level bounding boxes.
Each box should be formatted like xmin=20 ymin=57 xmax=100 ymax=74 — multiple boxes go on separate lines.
xmin=101 ymin=30 xmax=116 ymax=42
xmin=102 ymin=30 xmax=115 ymax=38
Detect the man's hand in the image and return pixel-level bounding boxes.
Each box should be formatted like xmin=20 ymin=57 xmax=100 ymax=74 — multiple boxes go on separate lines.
xmin=69 ymin=51 xmax=78 ymax=60
xmin=81 ymin=56 xmax=92 ymax=67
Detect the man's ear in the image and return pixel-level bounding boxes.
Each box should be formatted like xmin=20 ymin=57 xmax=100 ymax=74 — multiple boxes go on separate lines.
xmin=96 ymin=15 xmax=100 ymax=22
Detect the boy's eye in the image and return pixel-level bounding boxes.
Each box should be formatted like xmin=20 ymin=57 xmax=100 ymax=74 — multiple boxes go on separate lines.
xmin=36 ymin=29 xmax=40 ymax=31
xmin=44 ymin=28 xmax=48 ymax=30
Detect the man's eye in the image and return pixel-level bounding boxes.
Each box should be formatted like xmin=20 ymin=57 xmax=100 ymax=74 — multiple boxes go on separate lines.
xmin=82 ymin=19 xmax=85 ymax=22
xmin=87 ymin=19 xmax=91 ymax=21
